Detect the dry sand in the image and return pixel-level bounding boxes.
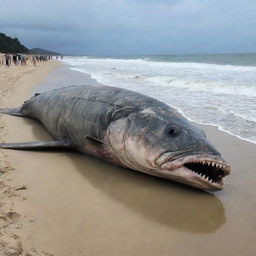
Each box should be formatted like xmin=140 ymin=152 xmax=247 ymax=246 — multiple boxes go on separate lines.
xmin=0 ymin=63 xmax=256 ymax=256
xmin=0 ymin=61 xmax=60 ymax=255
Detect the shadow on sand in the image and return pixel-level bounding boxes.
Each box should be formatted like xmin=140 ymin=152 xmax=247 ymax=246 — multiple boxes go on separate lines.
xmin=27 ymin=117 xmax=226 ymax=233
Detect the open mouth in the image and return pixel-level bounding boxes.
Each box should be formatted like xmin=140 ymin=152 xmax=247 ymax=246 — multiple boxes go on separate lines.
xmin=183 ymin=159 xmax=230 ymax=187
xmin=159 ymin=154 xmax=231 ymax=190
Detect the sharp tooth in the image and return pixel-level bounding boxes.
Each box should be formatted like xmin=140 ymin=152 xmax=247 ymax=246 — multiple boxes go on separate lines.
xmin=212 ymin=162 xmax=215 ymax=167
xmin=202 ymin=160 xmax=205 ymax=165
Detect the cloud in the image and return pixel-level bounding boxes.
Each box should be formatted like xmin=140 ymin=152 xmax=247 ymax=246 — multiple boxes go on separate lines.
xmin=0 ymin=0 xmax=255 ymax=54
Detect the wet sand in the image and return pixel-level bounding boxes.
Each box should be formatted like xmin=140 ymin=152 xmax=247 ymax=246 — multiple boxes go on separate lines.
xmin=1 ymin=64 xmax=256 ymax=255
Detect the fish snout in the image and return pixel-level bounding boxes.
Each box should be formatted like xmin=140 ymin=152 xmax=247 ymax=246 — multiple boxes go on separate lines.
xmin=160 ymin=154 xmax=230 ymax=191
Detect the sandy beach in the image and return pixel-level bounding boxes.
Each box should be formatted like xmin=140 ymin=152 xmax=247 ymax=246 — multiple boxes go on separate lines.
xmin=1 ymin=63 xmax=256 ymax=256
xmin=0 ymin=61 xmax=61 ymax=255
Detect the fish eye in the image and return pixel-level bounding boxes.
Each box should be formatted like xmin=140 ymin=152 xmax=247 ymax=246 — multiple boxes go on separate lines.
xmin=166 ymin=125 xmax=179 ymax=137
xmin=169 ymin=128 xmax=176 ymax=136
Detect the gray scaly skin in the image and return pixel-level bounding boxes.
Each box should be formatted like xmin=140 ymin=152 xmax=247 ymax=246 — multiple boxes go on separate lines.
xmin=0 ymin=85 xmax=230 ymax=191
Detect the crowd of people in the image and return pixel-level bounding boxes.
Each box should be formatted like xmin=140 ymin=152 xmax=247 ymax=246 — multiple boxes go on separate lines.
xmin=0 ymin=53 xmax=62 ymax=67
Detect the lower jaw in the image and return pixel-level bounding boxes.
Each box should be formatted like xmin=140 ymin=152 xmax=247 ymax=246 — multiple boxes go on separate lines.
xmin=152 ymin=167 xmax=224 ymax=191
xmin=119 ymin=160 xmax=224 ymax=191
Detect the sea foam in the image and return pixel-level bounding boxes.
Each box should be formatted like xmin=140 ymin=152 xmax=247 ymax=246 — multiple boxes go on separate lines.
xmin=62 ymin=56 xmax=256 ymax=144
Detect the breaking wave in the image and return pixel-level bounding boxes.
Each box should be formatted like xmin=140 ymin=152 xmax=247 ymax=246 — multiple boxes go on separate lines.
xmin=62 ymin=56 xmax=256 ymax=144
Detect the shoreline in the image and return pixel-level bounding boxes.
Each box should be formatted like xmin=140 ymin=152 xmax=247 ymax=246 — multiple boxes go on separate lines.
xmin=64 ymin=62 xmax=256 ymax=146
xmin=57 ymin=64 xmax=256 ymax=146
xmin=0 ymin=63 xmax=256 ymax=255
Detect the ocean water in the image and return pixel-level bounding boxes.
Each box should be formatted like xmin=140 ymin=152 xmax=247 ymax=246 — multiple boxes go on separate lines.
xmin=61 ymin=54 xmax=256 ymax=144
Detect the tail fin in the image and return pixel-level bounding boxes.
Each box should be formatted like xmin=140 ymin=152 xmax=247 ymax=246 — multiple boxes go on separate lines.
xmin=0 ymin=108 xmax=24 ymax=117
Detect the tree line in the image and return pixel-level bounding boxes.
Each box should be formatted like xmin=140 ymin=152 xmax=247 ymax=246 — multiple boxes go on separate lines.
xmin=0 ymin=33 xmax=29 ymax=54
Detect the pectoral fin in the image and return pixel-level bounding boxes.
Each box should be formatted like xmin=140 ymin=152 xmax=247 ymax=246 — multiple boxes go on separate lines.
xmin=84 ymin=136 xmax=109 ymax=147
xmin=0 ymin=140 xmax=71 ymax=150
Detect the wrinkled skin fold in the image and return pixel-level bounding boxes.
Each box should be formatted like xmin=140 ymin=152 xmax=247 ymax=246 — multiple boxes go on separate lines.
xmin=0 ymin=85 xmax=230 ymax=191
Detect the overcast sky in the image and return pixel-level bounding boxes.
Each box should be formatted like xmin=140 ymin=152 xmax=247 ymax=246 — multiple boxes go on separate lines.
xmin=0 ymin=0 xmax=255 ymax=55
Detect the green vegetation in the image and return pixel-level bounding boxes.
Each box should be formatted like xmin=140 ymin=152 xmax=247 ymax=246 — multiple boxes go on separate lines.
xmin=0 ymin=32 xmax=62 ymax=55
xmin=30 ymin=48 xmax=61 ymax=56
xmin=0 ymin=33 xmax=29 ymax=53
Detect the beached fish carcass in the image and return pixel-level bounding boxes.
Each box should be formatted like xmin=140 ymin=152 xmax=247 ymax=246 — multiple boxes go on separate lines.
xmin=0 ymin=85 xmax=230 ymax=191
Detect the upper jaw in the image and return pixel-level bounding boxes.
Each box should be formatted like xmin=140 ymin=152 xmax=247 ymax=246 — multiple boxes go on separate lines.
xmin=155 ymin=153 xmax=231 ymax=191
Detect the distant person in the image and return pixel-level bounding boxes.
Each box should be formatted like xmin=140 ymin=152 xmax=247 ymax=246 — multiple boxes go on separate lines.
xmin=4 ymin=54 xmax=10 ymax=67
xmin=20 ymin=54 xmax=27 ymax=65
xmin=20 ymin=55 xmax=24 ymax=65
xmin=13 ymin=54 xmax=17 ymax=65
xmin=17 ymin=54 xmax=21 ymax=65
xmin=0 ymin=53 xmax=4 ymax=65
xmin=32 ymin=56 xmax=37 ymax=66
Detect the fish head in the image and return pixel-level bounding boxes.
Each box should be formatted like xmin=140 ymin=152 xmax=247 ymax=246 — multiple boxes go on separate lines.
xmin=109 ymin=107 xmax=230 ymax=191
